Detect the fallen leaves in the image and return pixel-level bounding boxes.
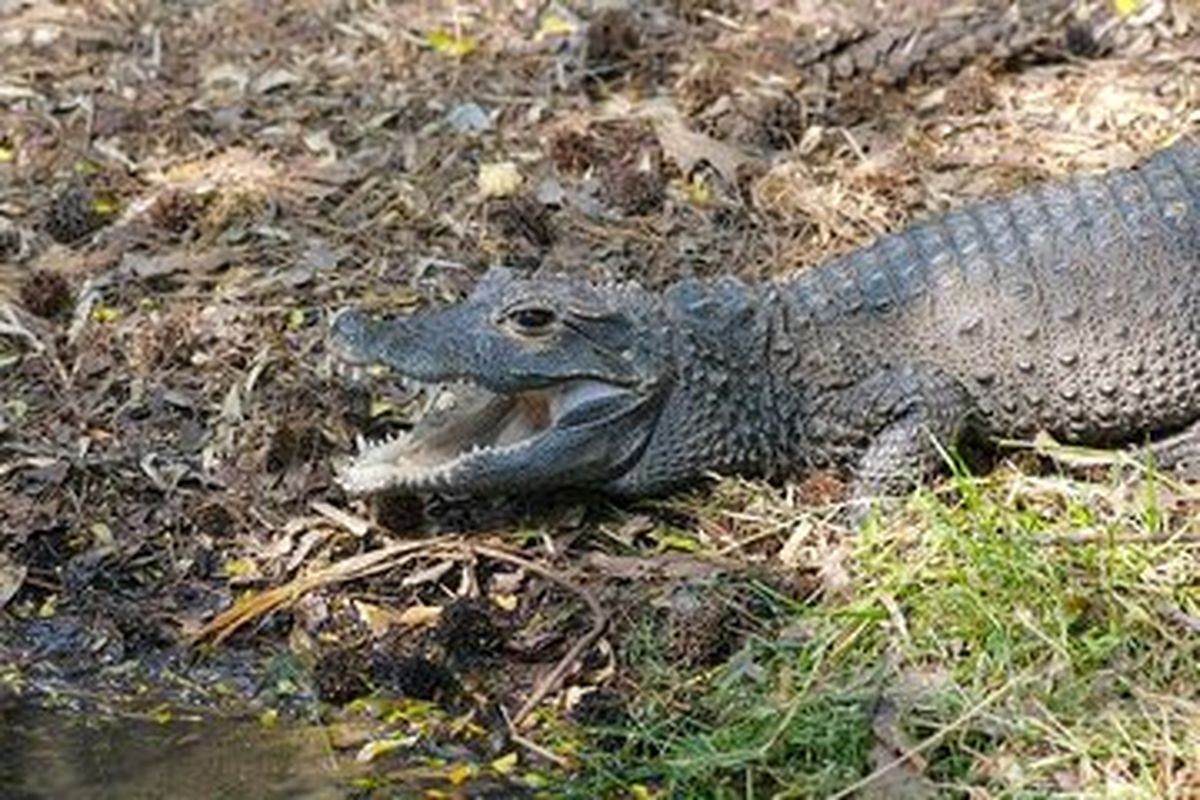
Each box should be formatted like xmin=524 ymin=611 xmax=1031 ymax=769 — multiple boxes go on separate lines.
xmin=0 ymin=551 xmax=26 ymax=609
xmin=600 ymin=97 xmax=758 ymax=184
xmin=652 ymin=114 xmax=752 ymax=185
xmin=424 ymin=30 xmax=477 ymax=58
xmin=354 ymin=601 xmax=442 ymax=638
xmin=477 ymin=161 xmax=523 ymax=198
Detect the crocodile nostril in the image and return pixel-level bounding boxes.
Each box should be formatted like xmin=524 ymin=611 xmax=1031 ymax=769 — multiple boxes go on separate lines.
xmin=329 ymin=307 xmax=366 ymax=339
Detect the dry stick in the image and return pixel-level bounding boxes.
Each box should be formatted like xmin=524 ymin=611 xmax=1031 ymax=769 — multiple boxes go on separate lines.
xmin=824 ymin=679 xmax=1020 ymax=800
xmin=498 ymin=705 xmax=573 ymax=769
xmin=467 ymin=544 xmax=609 ymax=729
xmin=1034 ymin=531 xmax=1200 ymax=546
xmin=191 ymin=538 xmax=457 ymax=645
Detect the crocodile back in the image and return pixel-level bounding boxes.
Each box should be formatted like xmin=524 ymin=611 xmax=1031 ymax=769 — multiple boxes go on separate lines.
xmin=783 ymin=139 xmax=1200 ymax=442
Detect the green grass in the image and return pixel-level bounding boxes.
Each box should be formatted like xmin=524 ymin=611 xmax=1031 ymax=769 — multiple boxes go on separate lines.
xmin=555 ymin=465 xmax=1199 ymax=799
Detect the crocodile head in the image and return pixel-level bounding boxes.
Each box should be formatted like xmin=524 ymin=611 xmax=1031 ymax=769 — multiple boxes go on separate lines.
xmin=330 ymin=267 xmax=673 ymax=497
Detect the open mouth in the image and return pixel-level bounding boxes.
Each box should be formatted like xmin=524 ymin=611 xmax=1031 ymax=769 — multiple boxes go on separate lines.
xmin=335 ymin=369 xmax=631 ymax=494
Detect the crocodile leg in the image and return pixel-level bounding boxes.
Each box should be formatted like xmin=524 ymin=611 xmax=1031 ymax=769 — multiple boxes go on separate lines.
xmin=841 ymin=411 xmax=958 ymax=525
xmin=831 ymin=367 xmax=972 ymax=509
xmin=855 ymin=414 xmax=948 ymax=497
xmin=1146 ymin=421 xmax=1200 ymax=480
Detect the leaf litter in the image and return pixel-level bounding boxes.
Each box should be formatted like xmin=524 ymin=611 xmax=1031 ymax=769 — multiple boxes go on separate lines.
xmin=0 ymin=0 xmax=1198 ymax=796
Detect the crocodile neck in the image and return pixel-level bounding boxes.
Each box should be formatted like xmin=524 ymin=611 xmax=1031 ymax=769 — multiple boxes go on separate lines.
xmin=612 ymin=277 xmax=817 ymax=491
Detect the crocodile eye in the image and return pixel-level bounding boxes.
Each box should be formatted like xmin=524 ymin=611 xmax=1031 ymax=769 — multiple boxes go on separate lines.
xmin=505 ymin=306 xmax=557 ymax=335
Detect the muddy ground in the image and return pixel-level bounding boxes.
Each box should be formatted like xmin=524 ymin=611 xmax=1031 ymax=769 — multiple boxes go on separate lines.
xmin=1 ymin=0 xmax=1197 ymax=796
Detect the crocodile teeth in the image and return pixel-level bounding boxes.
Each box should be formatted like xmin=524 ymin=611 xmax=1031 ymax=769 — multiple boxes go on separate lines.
xmin=332 ymin=361 xmax=362 ymax=381
xmin=337 ymin=375 xmax=635 ymax=494
xmin=432 ymin=387 xmax=458 ymax=412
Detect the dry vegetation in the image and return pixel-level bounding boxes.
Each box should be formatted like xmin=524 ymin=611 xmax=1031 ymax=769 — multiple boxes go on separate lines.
xmin=1 ymin=0 xmax=1198 ymax=797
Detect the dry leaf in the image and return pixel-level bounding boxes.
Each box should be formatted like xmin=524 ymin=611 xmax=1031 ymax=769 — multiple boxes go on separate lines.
xmin=448 ymin=762 xmax=475 ymax=784
xmin=0 ymin=552 xmax=26 ymax=609
xmin=817 ymin=543 xmax=852 ymax=600
xmin=310 ymin=501 xmax=370 ymax=537
xmin=536 ymin=12 xmax=577 ymax=39
xmin=653 ymin=117 xmax=751 ymax=184
xmin=478 ymin=162 xmax=523 ymax=198
xmin=401 ymin=560 xmax=455 ymax=587
xmin=490 ymin=752 xmax=519 ymax=775
xmin=355 ymin=735 xmax=417 ymax=763
xmin=353 ymin=600 xmax=442 ymax=637
xmin=1113 ymin=0 xmax=1143 ymax=17
xmin=778 ymin=519 xmax=814 ymax=566
xmin=252 ymin=67 xmax=302 ymax=94
xmin=490 ymin=593 xmax=519 ymax=612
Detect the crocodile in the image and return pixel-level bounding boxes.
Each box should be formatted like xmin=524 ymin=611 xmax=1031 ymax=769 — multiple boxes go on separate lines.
xmin=787 ymin=0 xmax=1180 ymax=125
xmin=330 ymin=137 xmax=1200 ymax=503
xmin=794 ymin=0 xmax=1173 ymax=90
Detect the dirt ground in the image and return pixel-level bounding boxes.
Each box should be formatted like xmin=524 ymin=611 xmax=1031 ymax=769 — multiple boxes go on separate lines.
xmin=1 ymin=0 xmax=1197 ymax=796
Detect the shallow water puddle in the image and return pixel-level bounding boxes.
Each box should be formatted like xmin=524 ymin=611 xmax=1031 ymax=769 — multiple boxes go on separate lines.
xmin=0 ymin=701 xmax=350 ymax=800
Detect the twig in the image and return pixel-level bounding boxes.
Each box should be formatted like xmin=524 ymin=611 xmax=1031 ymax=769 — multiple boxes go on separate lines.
xmin=190 ymin=538 xmax=456 ymax=645
xmin=499 ymin=705 xmax=572 ymax=769
xmin=467 ymin=544 xmax=609 ymax=728
xmin=1034 ymin=531 xmax=1200 ymax=546
xmin=1158 ymin=604 xmax=1200 ymax=634
xmin=824 ymin=679 xmax=1020 ymax=800
xmin=310 ymin=500 xmax=371 ymax=537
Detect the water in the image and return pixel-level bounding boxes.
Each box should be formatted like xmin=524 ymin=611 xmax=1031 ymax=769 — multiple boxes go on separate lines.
xmin=0 ymin=701 xmax=349 ymax=800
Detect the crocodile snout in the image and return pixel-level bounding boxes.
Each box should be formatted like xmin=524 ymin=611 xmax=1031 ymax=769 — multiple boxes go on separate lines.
xmin=328 ymin=307 xmax=379 ymax=364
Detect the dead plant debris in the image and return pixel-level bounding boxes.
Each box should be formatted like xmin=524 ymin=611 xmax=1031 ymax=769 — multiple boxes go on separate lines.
xmin=1 ymin=0 xmax=1197 ymax=796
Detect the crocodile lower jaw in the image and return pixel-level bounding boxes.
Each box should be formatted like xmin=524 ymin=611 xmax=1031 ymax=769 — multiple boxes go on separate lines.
xmin=335 ymin=377 xmax=626 ymax=494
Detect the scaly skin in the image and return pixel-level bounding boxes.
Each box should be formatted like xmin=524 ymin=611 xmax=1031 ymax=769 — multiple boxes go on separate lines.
xmin=796 ymin=0 xmax=1142 ymax=87
xmin=332 ymin=137 xmax=1200 ymax=501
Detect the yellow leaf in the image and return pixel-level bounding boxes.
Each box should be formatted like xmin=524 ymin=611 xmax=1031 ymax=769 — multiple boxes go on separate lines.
xmin=655 ymin=533 xmax=700 ymax=553
xmin=536 ymin=13 xmax=576 ymax=39
xmin=37 ymin=595 xmax=58 ymax=618
xmin=396 ymin=604 xmax=443 ymax=627
xmin=685 ymin=175 xmax=713 ymax=205
xmin=91 ymin=305 xmax=121 ymax=323
xmin=286 ymin=308 xmax=306 ymax=330
xmin=522 ymin=771 xmax=549 ymax=788
xmin=90 ymin=521 xmax=114 ymax=547
xmin=259 ymin=708 xmax=279 ymax=728
xmin=383 ymin=698 xmax=440 ymax=725
xmin=1113 ymin=0 xmax=1142 ymax=16
xmin=354 ymin=736 xmax=416 ymax=763
xmin=490 ymin=752 xmax=518 ymax=775
xmin=477 ymin=161 xmax=522 ymax=198
xmin=425 ymin=30 xmax=477 ymax=58
xmin=0 ymin=144 xmax=13 ymax=163
xmin=491 ymin=593 xmax=518 ymax=612
xmin=222 ymin=557 xmax=259 ymax=579
xmin=90 ymin=195 xmax=121 ymax=216
xmin=354 ymin=601 xmax=442 ymax=636
xmin=447 ymin=763 xmax=474 ymax=785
